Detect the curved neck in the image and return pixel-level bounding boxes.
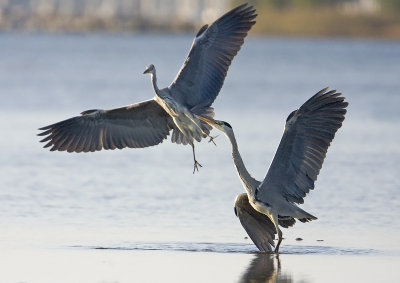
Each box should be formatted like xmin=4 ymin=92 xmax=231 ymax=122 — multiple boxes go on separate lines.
xmin=225 ymin=130 xmax=257 ymax=198
xmin=150 ymin=70 xmax=160 ymax=95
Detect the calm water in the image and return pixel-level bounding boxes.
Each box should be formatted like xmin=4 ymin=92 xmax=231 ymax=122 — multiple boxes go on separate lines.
xmin=0 ymin=33 xmax=400 ymax=282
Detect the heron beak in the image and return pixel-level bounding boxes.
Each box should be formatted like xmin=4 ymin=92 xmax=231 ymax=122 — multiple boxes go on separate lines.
xmin=143 ymin=69 xmax=149 ymax=74
xmin=196 ymin=115 xmax=216 ymax=127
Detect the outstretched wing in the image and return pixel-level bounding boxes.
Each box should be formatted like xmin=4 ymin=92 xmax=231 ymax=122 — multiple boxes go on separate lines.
xmin=235 ymin=193 xmax=276 ymax=252
xmin=257 ymin=88 xmax=348 ymax=204
xmin=38 ymin=99 xmax=173 ymax=152
xmin=169 ymin=4 xmax=256 ymax=109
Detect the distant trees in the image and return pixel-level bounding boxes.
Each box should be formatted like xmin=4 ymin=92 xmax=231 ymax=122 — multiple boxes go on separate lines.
xmin=237 ymin=0 xmax=400 ymax=13
xmin=381 ymin=0 xmax=400 ymax=11
xmin=243 ymin=0 xmax=349 ymax=9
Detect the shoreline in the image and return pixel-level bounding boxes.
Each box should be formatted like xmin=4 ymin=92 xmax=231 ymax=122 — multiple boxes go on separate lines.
xmin=1 ymin=29 xmax=400 ymax=43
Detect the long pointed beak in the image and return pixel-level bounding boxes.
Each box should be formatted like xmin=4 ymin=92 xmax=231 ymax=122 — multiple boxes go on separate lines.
xmin=143 ymin=70 xmax=148 ymax=74
xmin=196 ymin=115 xmax=216 ymax=126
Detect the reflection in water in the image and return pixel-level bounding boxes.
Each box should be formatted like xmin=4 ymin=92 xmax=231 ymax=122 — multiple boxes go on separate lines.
xmin=239 ymin=254 xmax=293 ymax=283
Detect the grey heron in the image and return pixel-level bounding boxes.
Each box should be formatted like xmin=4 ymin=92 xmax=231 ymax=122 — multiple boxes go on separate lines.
xmin=38 ymin=4 xmax=256 ymax=173
xmin=198 ymin=88 xmax=348 ymax=252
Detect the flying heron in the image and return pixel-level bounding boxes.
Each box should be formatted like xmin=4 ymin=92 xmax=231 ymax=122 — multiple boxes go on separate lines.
xmin=38 ymin=4 xmax=256 ymax=173
xmin=198 ymin=88 xmax=348 ymax=252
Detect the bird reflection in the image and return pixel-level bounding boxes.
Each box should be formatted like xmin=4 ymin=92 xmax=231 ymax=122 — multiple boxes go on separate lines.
xmin=239 ymin=254 xmax=292 ymax=283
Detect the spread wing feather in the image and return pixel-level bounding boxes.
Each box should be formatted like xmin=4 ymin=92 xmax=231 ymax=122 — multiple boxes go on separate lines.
xmin=169 ymin=4 xmax=256 ymax=109
xmin=257 ymin=88 xmax=348 ymax=204
xmin=38 ymin=99 xmax=173 ymax=152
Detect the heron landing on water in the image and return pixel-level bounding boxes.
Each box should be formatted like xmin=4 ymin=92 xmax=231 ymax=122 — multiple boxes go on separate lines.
xmin=198 ymin=88 xmax=348 ymax=253
xmin=38 ymin=4 xmax=256 ymax=173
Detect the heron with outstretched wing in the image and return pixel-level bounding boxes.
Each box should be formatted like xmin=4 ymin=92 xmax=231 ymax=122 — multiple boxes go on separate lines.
xmin=198 ymin=88 xmax=348 ymax=252
xmin=38 ymin=4 xmax=256 ymax=173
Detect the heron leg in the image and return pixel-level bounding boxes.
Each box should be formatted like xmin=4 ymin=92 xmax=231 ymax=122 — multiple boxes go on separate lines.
xmin=274 ymin=229 xmax=283 ymax=253
xmin=191 ymin=142 xmax=202 ymax=174
xmin=272 ymin=214 xmax=282 ymax=253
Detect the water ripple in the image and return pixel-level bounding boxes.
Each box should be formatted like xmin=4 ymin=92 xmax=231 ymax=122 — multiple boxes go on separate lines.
xmin=72 ymin=242 xmax=380 ymax=255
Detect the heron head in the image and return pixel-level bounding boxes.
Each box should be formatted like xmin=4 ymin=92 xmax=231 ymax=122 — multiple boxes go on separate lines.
xmin=214 ymin=120 xmax=232 ymax=131
xmin=143 ymin=64 xmax=155 ymax=75
xmin=197 ymin=116 xmax=232 ymax=133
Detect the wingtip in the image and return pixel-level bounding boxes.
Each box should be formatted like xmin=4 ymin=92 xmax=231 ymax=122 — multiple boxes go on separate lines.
xmin=38 ymin=125 xmax=51 ymax=131
xmin=43 ymin=142 xmax=52 ymax=148
xmin=236 ymin=3 xmax=250 ymax=9
xmin=195 ymin=24 xmax=208 ymax=38
xmin=317 ymin=87 xmax=330 ymax=95
xmin=227 ymin=3 xmax=256 ymax=18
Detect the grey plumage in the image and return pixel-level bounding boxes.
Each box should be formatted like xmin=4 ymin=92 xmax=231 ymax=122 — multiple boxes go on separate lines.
xmin=258 ymin=88 xmax=348 ymax=205
xmin=38 ymin=100 xmax=172 ymax=152
xmin=169 ymin=4 xmax=257 ymax=109
xmin=38 ymin=4 xmax=256 ymax=172
xmin=198 ymin=88 xmax=348 ymax=252
xmin=235 ymin=193 xmax=276 ymax=252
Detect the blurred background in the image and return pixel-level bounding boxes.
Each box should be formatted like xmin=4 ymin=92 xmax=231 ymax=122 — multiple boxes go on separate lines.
xmin=1 ymin=0 xmax=400 ymax=38
xmin=1 ymin=1 xmax=400 ymax=282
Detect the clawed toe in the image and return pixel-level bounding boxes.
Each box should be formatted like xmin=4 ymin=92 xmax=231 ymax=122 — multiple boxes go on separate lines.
xmin=193 ymin=160 xmax=202 ymax=174
xmin=208 ymin=135 xmax=218 ymax=146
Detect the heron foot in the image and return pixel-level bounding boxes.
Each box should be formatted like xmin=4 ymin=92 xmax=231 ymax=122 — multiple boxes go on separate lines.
xmin=193 ymin=159 xmax=202 ymax=174
xmin=208 ymin=135 xmax=218 ymax=146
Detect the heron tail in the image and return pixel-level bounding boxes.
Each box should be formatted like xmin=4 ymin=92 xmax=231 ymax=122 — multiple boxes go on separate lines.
xmin=294 ymin=206 xmax=318 ymax=223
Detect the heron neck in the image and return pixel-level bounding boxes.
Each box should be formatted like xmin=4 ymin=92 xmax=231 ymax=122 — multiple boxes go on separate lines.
xmin=150 ymin=71 xmax=160 ymax=94
xmin=226 ymin=130 xmax=256 ymax=198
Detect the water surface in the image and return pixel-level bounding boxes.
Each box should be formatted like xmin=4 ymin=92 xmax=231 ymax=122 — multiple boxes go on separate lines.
xmin=0 ymin=33 xmax=399 ymax=282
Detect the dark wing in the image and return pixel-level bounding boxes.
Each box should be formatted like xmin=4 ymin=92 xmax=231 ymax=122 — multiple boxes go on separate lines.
xmin=38 ymin=99 xmax=173 ymax=152
xmin=235 ymin=193 xmax=276 ymax=252
xmin=168 ymin=3 xmax=256 ymax=109
xmin=257 ymin=88 xmax=348 ymax=204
